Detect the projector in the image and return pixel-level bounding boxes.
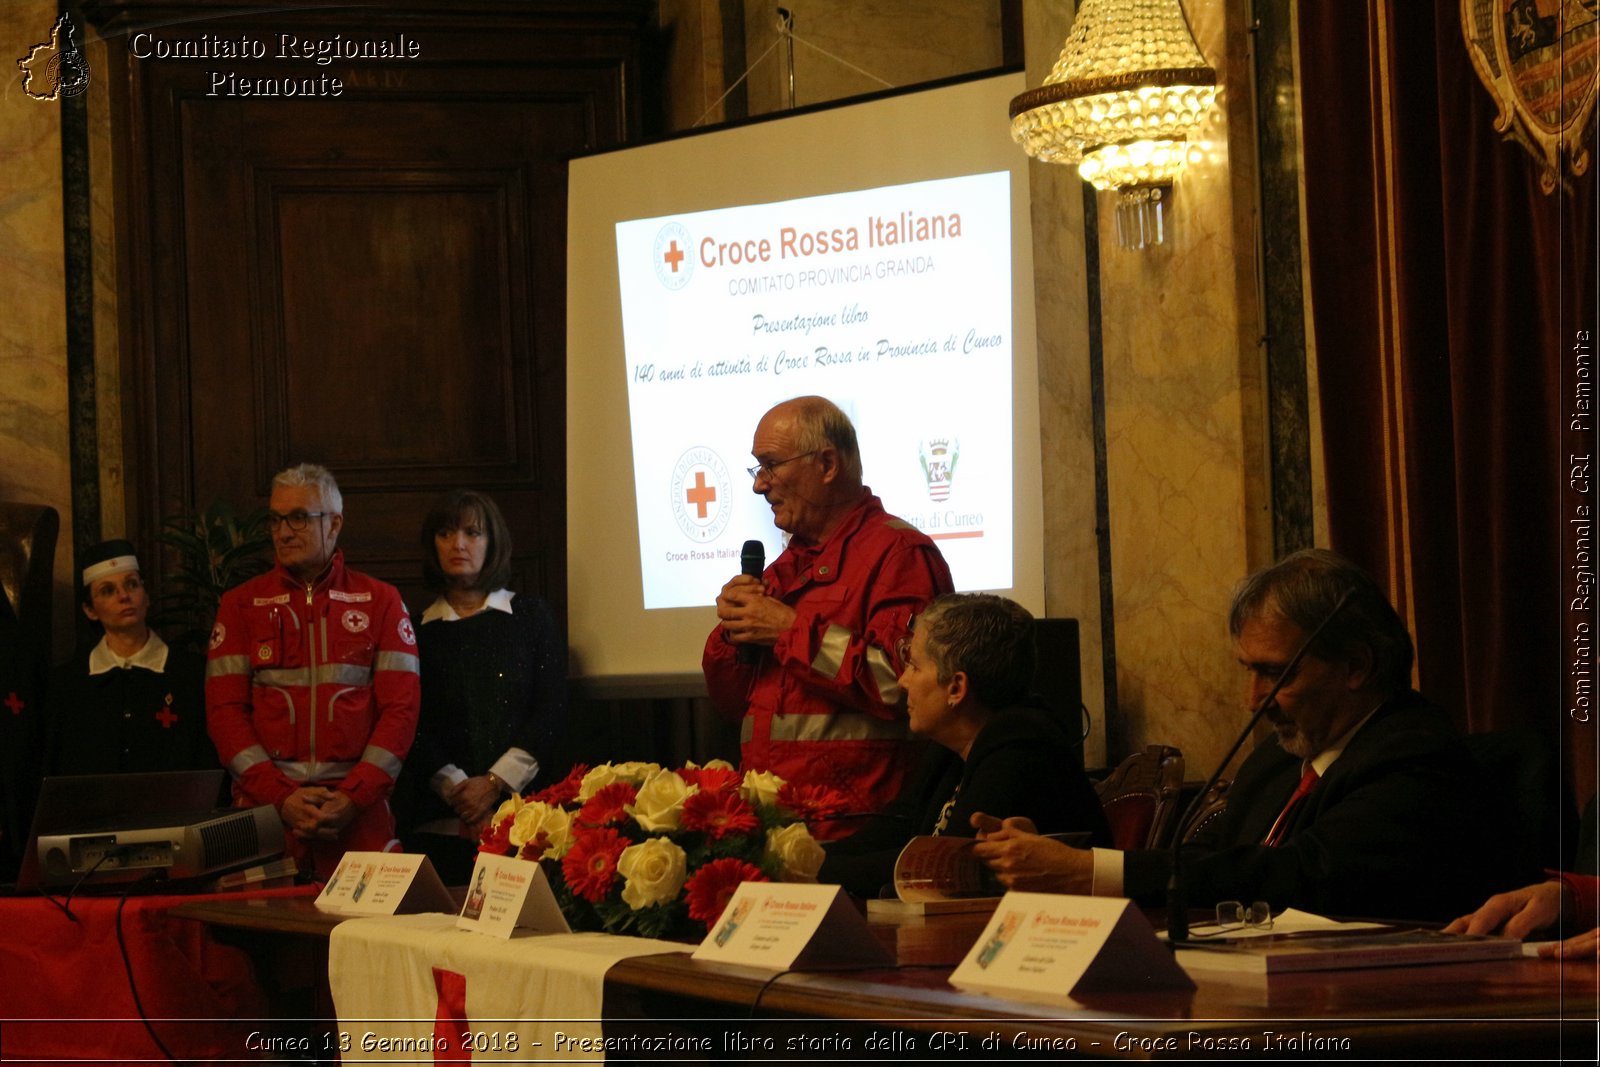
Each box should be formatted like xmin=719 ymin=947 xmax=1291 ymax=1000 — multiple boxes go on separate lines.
xmin=35 ymin=805 xmax=285 ymax=887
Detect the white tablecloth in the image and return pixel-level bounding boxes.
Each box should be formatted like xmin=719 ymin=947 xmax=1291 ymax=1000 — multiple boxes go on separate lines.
xmin=330 ymin=913 xmax=684 ymax=1061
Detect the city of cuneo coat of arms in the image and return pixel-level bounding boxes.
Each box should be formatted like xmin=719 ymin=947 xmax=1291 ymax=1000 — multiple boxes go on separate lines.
xmin=1461 ymin=0 xmax=1597 ymax=192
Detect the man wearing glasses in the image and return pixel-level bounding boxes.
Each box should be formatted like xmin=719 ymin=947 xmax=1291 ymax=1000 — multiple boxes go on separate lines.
xmin=971 ymin=550 xmax=1518 ymax=923
xmin=206 ymin=463 xmax=419 ymax=877
xmin=703 ymin=396 xmax=953 ymax=827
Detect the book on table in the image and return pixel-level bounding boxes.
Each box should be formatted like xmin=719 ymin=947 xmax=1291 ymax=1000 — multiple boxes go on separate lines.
xmin=1173 ymin=914 xmax=1522 ymax=975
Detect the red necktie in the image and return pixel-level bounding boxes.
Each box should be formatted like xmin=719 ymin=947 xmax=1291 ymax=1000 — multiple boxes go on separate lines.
xmin=1263 ymin=767 xmax=1319 ymax=847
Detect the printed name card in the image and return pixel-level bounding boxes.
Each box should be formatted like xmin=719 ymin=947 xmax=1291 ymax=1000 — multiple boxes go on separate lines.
xmin=949 ymin=893 xmax=1193 ymax=1002
xmin=455 ymin=852 xmax=571 ymax=939
xmin=314 ymin=852 xmax=455 ymax=916
xmin=692 ymin=883 xmax=894 ymax=970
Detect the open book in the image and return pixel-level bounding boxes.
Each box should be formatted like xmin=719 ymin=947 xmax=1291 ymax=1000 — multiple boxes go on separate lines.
xmin=865 ymin=833 xmax=1090 ymax=918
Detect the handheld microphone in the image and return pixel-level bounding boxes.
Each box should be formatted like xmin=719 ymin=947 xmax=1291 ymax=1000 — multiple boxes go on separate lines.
xmin=1166 ymin=589 xmax=1355 ymax=943
xmin=737 ymin=539 xmax=765 ymax=665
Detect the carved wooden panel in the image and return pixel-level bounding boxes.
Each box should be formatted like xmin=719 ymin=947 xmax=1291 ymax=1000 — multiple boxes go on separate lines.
xmin=83 ymin=0 xmax=650 ymax=625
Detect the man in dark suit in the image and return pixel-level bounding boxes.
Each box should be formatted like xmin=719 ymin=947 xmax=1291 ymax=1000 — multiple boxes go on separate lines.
xmin=973 ymin=549 xmax=1518 ymax=922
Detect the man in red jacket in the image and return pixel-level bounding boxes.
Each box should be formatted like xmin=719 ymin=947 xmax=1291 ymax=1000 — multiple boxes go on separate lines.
xmin=206 ymin=463 xmax=419 ymax=877
xmin=703 ymin=396 xmax=953 ymax=823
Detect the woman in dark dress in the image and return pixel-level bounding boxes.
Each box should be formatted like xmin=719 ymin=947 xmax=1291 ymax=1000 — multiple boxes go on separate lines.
xmin=398 ymin=491 xmax=566 ymax=883
xmin=820 ymin=593 xmax=1110 ymax=898
xmin=45 ymin=539 xmax=213 ymax=776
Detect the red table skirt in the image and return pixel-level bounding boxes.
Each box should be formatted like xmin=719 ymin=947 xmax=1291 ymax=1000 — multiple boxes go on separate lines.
xmin=0 ymin=885 xmax=316 ymax=1064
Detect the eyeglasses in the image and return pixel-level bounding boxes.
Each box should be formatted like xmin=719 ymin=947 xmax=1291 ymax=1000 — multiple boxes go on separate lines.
xmin=746 ymin=451 xmax=816 ymax=481
xmin=895 ymin=615 xmax=921 ymax=665
xmin=267 ymin=510 xmax=330 ymax=532
xmin=1190 ymin=900 xmax=1273 ymax=937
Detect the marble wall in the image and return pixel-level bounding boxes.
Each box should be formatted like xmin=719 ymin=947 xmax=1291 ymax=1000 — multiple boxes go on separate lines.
xmin=1020 ymin=2 xmax=1107 ymax=770
xmin=739 ymin=0 xmax=1003 ymax=114
xmin=1091 ymin=0 xmax=1273 ymax=772
xmin=1 ymin=0 xmax=76 ymax=659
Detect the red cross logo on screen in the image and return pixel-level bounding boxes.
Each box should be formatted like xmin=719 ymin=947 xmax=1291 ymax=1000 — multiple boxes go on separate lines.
xmin=155 ymin=706 xmax=178 ymax=729
xmin=652 ymin=222 xmax=693 ymax=291
xmin=686 ymin=470 xmax=717 ymax=519
xmin=4 ymin=692 xmax=23 ymax=716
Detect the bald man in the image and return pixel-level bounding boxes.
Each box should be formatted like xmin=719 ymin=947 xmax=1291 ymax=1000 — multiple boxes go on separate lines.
xmin=703 ymin=396 xmax=953 ymax=822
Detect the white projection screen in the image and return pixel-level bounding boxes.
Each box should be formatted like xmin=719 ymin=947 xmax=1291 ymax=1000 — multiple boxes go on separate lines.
xmin=567 ymin=71 xmax=1043 ymax=683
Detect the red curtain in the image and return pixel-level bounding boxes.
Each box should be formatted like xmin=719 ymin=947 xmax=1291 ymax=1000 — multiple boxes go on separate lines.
xmin=1297 ymin=0 xmax=1597 ymax=804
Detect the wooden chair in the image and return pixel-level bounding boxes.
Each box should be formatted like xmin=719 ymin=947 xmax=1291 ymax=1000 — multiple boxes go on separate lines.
xmin=0 ymin=502 xmax=58 ymax=659
xmin=1094 ymin=744 xmax=1184 ymax=850
xmin=1180 ymin=777 xmax=1232 ymax=844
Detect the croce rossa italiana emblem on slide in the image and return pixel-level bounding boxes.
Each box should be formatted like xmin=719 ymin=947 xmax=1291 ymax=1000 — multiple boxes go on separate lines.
xmin=17 ymin=13 xmax=90 ymax=101
xmin=1461 ymin=0 xmax=1598 ymax=191
xmin=671 ymin=447 xmax=732 ymax=542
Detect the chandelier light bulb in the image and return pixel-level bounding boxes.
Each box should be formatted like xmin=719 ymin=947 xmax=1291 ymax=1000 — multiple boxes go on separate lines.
xmin=1009 ymin=0 xmax=1218 ymax=247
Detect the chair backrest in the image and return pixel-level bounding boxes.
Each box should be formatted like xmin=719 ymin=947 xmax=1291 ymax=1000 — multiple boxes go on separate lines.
xmin=1464 ymin=728 xmax=1575 ymax=876
xmin=1094 ymin=744 xmax=1184 ymax=850
xmin=1180 ymin=777 xmax=1232 ymax=845
xmin=0 ymin=502 xmax=58 ymax=654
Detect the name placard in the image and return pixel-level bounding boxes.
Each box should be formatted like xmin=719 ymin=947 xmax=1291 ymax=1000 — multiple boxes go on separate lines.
xmin=692 ymin=883 xmax=893 ymax=970
xmin=949 ymin=892 xmax=1193 ymax=1002
xmin=314 ymin=852 xmax=454 ymax=916
xmin=455 ymin=852 xmax=570 ymax=939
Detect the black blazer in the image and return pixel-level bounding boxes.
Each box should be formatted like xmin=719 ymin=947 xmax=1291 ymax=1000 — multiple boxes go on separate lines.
xmin=1124 ymin=690 xmax=1526 ymax=922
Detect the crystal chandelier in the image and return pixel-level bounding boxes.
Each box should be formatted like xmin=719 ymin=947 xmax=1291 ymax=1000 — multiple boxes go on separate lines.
xmin=1009 ymin=0 xmax=1218 ymax=249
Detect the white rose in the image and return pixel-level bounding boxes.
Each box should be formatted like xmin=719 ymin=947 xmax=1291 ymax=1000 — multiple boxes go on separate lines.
xmin=740 ymin=769 xmax=786 ymax=809
xmin=577 ymin=764 xmax=621 ymax=802
xmin=764 ymin=823 xmax=824 ymax=883
xmin=616 ymin=837 xmax=688 ymax=910
xmin=627 ymin=770 xmax=695 ymax=832
xmin=508 ymin=800 xmax=573 ymax=859
xmin=491 ymin=794 xmax=524 ymax=826
xmin=684 ymin=758 xmax=736 ymax=772
xmin=612 ymin=761 xmax=663 ymax=785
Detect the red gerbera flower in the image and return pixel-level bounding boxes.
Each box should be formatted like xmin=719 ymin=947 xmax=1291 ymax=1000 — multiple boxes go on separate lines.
xmin=519 ymin=830 xmax=551 ymax=861
xmin=576 ymin=782 xmax=638 ymax=826
xmin=478 ymin=817 xmax=512 ymax=855
xmin=530 ymin=763 xmax=590 ymax=806
xmin=561 ymin=828 xmax=629 ymax=902
xmin=681 ymin=789 xmax=759 ymax=840
xmin=685 ymin=857 xmax=767 ymax=925
xmin=681 ymin=766 xmax=742 ymax=796
xmin=776 ymin=781 xmax=850 ymax=824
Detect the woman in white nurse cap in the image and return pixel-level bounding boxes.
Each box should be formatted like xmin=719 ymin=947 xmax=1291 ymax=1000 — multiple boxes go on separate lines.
xmin=44 ymin=539 xmax=215 ymax=777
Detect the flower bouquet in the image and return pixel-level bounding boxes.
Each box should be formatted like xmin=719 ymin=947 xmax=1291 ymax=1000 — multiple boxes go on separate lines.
xmin=478 ymin=760 xmax=849 ymax=941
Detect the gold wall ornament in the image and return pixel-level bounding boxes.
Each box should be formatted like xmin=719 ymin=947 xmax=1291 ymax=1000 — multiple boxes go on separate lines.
xmin=1461 ymin=0 xmax=1598 ymax=193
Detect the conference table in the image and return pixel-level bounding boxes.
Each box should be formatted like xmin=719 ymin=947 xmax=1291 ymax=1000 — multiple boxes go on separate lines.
xmin=160 ymin=894 xmax=1600 ymax=1062
xmin=0 ymin=885 xmax=321 ymax=1063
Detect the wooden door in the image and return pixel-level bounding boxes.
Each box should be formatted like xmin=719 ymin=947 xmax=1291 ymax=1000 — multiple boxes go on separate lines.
xmin=85 ymin=0 xmax=649 ymax=621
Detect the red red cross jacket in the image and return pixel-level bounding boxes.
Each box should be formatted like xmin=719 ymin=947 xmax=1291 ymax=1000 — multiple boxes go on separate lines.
xmin=702 ymin=494 xmax=953 ymax=818
xmin=205 ymin=551 xmax=420 ymax=817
